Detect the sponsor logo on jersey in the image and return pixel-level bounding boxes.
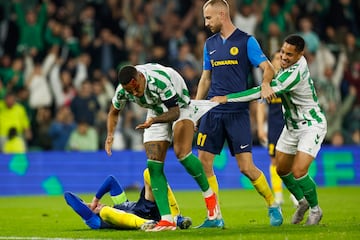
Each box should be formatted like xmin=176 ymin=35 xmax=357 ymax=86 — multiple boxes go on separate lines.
xmin=210 ymin=59 xmax=239 ymax=67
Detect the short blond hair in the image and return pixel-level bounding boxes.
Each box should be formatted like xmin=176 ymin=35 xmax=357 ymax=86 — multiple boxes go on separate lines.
xmin=203 ymin=0 xmax=229 ymax=10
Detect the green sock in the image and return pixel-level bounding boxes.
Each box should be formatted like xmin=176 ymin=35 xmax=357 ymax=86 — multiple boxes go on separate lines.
xmin=296 ymin=174 xmax=318 ymax=208
xmin=180 ymin=153 xmax=209 ymax=192
xmin=280 ymin=172 xmax=304 ymax=201
xmin=147 ymin=160 xmax=171 ymax=216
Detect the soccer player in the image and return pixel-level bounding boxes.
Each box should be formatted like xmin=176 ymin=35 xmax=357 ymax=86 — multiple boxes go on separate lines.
xmin=211 ymin=34 xmax=327 ymax=225
xmin=105 ymin=63 xmax=220 ymax=231
xmin=257 ymin=52 xmax=298 ymax=207
xmin=64 ymin=168 xmax=192 ymax=230
xmin=195 ymin=0 xmax=282 ymax=227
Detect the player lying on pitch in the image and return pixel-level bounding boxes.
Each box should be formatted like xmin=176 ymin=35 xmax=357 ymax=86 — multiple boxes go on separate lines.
xmin=64 ymin=168 xmax=192 ymax=230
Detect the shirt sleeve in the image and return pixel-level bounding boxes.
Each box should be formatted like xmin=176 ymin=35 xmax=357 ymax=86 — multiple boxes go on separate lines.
xmin=203 ymin=43 xmax=211 ymax=71
xmin=247 ymin=36 xmax=268 ymax=67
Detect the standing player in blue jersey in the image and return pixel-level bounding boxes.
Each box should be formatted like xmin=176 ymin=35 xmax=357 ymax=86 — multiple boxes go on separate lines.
xmin=195 ymin=0 xmax=282 ymax=228
xmin=211 ymin=35 xmax=327 ymax=225
xmin=64 ymin=168 xmax=192 ymax=230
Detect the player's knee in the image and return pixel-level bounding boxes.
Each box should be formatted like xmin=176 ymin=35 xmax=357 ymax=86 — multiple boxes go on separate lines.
xmin=99 ymin=206 xmax=112 ymax=221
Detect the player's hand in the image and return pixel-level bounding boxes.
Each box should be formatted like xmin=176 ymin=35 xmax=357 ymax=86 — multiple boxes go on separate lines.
xmin=261 ymin=83 xmax=276 ymax=103
xmin=210 ymin=96 xmax=227 ymax=104
xmin=90 ymin=197 xmax=100 ymax=211
xmin=105 ymin=135 xmax=114 ymax=156
xmin=135 ymin=117 xmax=154 ymax=129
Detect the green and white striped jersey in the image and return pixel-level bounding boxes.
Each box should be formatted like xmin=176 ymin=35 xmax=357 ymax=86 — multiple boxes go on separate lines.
xmin=226 ymin=56 xmax=326 ymax=129
xmin=112 ymin=63 xmax=191 ymax=115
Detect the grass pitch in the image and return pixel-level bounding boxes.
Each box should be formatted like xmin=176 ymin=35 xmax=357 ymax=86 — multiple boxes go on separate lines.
xmin=0 ymin=186 xmax=359 ymax=240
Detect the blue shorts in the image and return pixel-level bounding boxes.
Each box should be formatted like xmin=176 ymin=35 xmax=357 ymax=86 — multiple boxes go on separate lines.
xmin=268 ymin=103 xmax=284 ymax=156
xmin=113 ymin=188 xmax=160 ymax=221
xmin=196 ymin=110 xmax=252 ymax=156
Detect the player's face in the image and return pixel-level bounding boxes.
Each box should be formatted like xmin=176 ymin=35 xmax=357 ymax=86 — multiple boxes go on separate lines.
xmin=122 ymin=74 xmax=145 ymax=97
xmin=280 ymin=42 xmax=303 ymax=69
xmin=203 ymin=5 xmax=222 ymax=33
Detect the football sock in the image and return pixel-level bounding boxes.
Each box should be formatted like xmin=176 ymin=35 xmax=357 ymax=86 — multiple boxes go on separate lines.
xmin=296 ymin=174 xmax=318 ymax=208
xmin=252 ymin=172 xmax=275 ymax=206
xmin=99 ymin=206 xmax=147 ymax=229
xmin=207 ymin=175 xmax=223 ymax=219
xmin=64 ymin=191 xmax=101 ymax=229
xmin=95 ymin=175 xmax=127 ymax=205
xmin=280 ymin=172 xmax=304 ymax=200
xmin=179 ymin=152 xmax=210 ymax=192
xmin=269 ymin=164 xmax=283 ymax=194
xmin=143 ymin=168 xmax=180 ymax=216
xmin=208 ymin=175 xmax=219 ymax=197
xmin=147 ymin=159 xmax=172 ymax=217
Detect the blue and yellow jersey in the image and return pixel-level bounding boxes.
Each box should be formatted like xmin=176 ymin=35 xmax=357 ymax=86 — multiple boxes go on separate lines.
xmin=203 ymin=29 xmax=268 ymax=112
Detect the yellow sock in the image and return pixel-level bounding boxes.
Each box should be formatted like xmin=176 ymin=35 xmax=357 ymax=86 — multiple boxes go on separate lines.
xmin=269 ymin=164 xmax=283 ymax=194
xmin=252 ymin=172 xmax=275 ymax=206
xmin=208 ymin=175 xmax=219 ymax=197
xmin=99 ymin=206 xmax=147 ymax=229
xmin=143 ymin=168 xmax=180 ymax=217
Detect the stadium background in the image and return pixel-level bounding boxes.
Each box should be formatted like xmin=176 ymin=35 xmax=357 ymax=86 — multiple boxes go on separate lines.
xmin=1 ymin=1 xmax=360 ymax=195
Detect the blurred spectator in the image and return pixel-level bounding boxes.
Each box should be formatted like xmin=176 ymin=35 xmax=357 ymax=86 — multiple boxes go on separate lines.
xmin=24 ymin=46 xmax=57 ymax=110
xmin=233 ymin=1 xmax=260 ymax=36
xmin=325 ymin=86 xmax=357 ymax=145
xmin=30 ymin=107 xmax=53 ymax=151
xmin=297 ymin=16 xmax=320 ymax=54
xmin=326 ymin=0 xmax=359 ymax=37
xmin=60 ymin=24 xmax=81 ymax=61
xmin=49 ymin=54 xmax=89 ymax=108
xmin=0 ymin=57 xmax=24 ymax=92
xmin=13 ymin=0 xmax=47 ymax=57
xmin=76 ymin=4 xmax=99 ymax=43
xmin=121 ymin=103 xmax=146 ymax=151
xmin=260 ymin=0 xmax=295 ymax=35
xmin=0 ymin=4 xmax=19 ymax=58
xmin=0 ymin=91 xmax=31 ymax=152
xmin=67 ymin=120 xmax=98 ymax=151
xmin=48 ymin=105 xmax=76 ymax=151
xmin=70 ymin=80 xmax=100 ymax=126
xmin=92 ymin=28 xmax=126 ymax=76
xmin=3 ymin=127 xmax=26 ymax=154
xmin=258 ymin=22 xmax=284 ymax=58
xmin=44 ymin=18 xmax=63 ymax=49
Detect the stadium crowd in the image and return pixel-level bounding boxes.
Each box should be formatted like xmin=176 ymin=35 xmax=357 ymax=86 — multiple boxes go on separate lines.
xmin=0 ymin=0 xmax=359 ymax=153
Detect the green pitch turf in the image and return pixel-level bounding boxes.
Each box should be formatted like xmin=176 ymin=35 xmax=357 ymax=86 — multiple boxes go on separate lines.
xmin=0 ymin=186 xmax=359 ymax=240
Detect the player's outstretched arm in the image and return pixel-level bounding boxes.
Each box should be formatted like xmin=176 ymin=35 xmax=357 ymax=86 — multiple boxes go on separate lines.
xmin=211 ymin=81 xmax=288 ymax=104
xmin=105 ymin=105 xmax=121 ymax=156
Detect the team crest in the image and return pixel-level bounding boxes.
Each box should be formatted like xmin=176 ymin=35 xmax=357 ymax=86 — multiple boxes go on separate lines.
xmin=230 ymin=47 xmax=239 ymax=56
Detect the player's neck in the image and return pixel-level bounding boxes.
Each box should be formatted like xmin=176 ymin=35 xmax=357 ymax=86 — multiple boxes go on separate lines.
xmin=220 ymin=23 xmax=236 ymax=39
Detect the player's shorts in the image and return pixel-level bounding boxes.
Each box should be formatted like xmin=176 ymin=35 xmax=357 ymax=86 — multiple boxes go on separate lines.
xmin=276 ymin=121 xmax=327 ymax=158
xmin=143 ymin=100 xmax=218 ymax=143
xmin=268 ymin=116 xmax=284 ymax=157
xmin=196 ymin=110 xmax=252 ymax=156
xmin=113 ymin=188 xmax=160 ymax=221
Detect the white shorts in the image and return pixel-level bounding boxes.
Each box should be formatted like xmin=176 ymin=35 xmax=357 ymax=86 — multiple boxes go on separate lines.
xmin=276 ymin=122 xmax=327 ymax=158
xmin=143 ymin=100 xmax=218 ymax=143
